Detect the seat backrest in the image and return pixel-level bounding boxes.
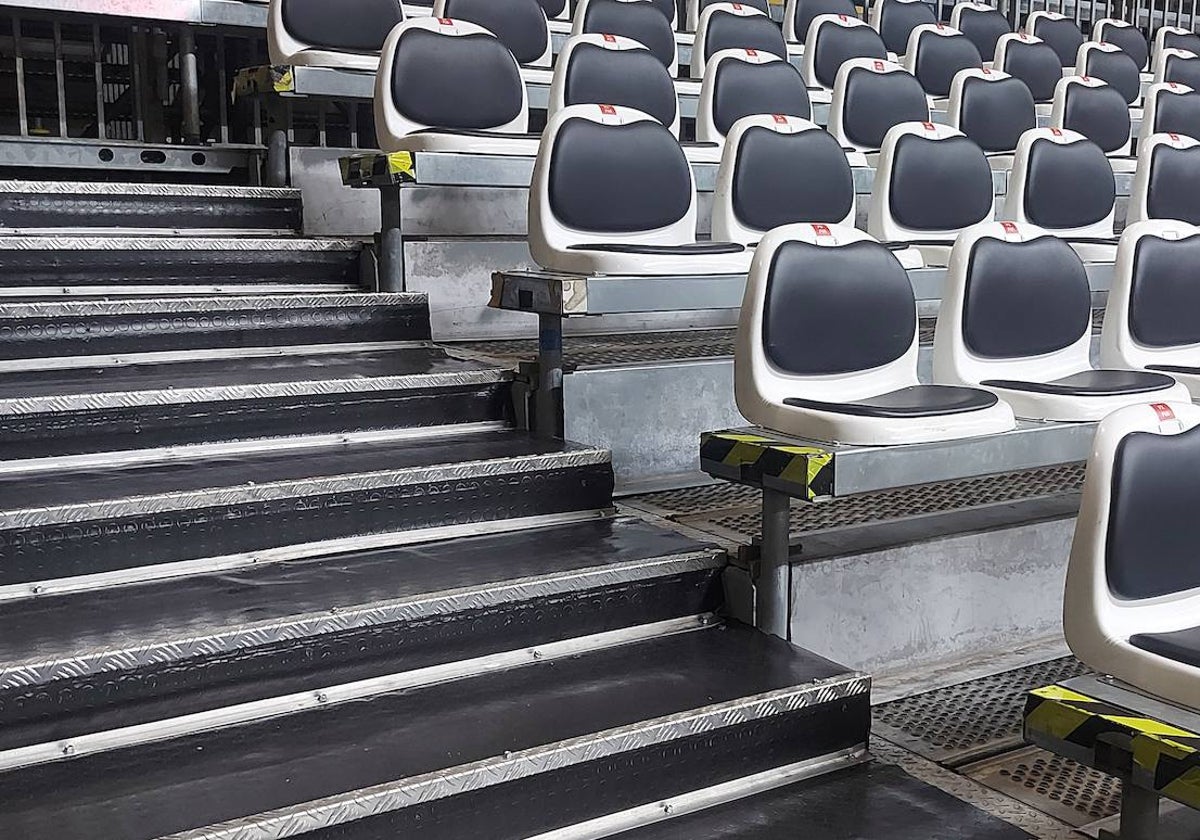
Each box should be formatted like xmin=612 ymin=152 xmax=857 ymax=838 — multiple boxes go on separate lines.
xmin=1051 ymin=75 xmax=1132 ymax=155
xmin=697 ymin=49 xmax=812 ymax=142
xmin=828 ymin=58 xmax=930 ymax=151
xmin=578 ymin=0 xmax=679 ymax=28
xmin=947 ymin=67 xmax=1036 ymax=153
xmin=1141 ymin=82 xmax=1200 ymax=142
xmin=1128 ymin=132 xmax=1200 ymax=225
xmin=1003 ymin=127 xmax=1116 ymax=236
xmin=1155 ymin=48 xmax=1200 ymax=88
xmin=905 ymin=24 xmax=983 ymax=97
xmin=872 ymin=0 xmax=937 ymax=54
xmin=434 ymin=0 xmax=552 ymax=66
xmin=540 ymin=0 xmax=570 ymax=21
xmin=1093 ymin=18 xmax=1148 ymax=70
xmin=995 ymin=33 xmax=1062 ymax=102
xmin=692 ymin=3 xmax=787 ymax=78
xmin=687 ymin=0 xmax=769 ymax=33
xmin=374 ymin=18 xmax=528 ymax=151
xmin=549 ymin=34 xmax=681 ymax=135
xmin=529 ymin=104 xmax=698 ymax=262
xmin=1077 ymin=40 xmax=1142 ymax=104
xmin=269 ymin=0 xmax=406 ymax=63
xmin=736 ymin=223 xmax=920 ymax=411
xmin=1154 ymin=25 xmax=1200 ymax=61
xmin=868 ymin=120 xmax=994 ymax=241
xmin=934 ymin=221 xmax=1092 ymax=386
xmin=950 ymin=2 xmax=1012 ymax=58
xmin=783 ymin=0 xmax=856 ymax=43
xmin=1025 ymin=10 xmax=1083 ymax=67
xmin=574 ymin=0 xmax=679 ymax=74
xmin=801 ymin=13 xmax=888 ymax=90
xmin=713 ymin=115 xmax=856 ymax=243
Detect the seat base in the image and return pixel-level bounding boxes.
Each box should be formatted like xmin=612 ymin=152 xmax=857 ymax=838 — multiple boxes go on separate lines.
xmin=278 ymin=49 xmax=380 ymax=72
xmin=1064 ymin=239 xmax=1118 ymax=263
xmin=981 ymin=369 xmax=1190 ymax=421
xmin=534 ymin=241 xmax=753 ymax=276
xmin=1131 ymin=625 xmax=1200 ymax=669
xmin=784 ymin=384 xmax=999 ymax=418
xmin=386 ymin=131 xmax=542 ymax=156
xmin=1148 ymin=364 xmax=1200 ymax=400
xmin=683 ymin=142 xmax=723 ymax=164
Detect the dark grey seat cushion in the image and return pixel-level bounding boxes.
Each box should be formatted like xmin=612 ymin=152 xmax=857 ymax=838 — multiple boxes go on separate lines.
xmin=1130 ymin=625 xmax=1200 ymax=669
xmin=784 ymin=385 xmax=999 ymax=418
xmin=282 ymin=0 xmax=405 ymax=52
xmin=981 ymin=369 xmax=1178 ymax=396
xmin=569 ymin=242 xmax=745 ymax=254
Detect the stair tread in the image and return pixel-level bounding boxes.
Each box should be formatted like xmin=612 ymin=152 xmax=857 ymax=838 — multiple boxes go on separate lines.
xmin=0 ymin=235 xmax=359 ymax=250
xmin=0 ymin=428 xmax=598 ymax=515
xmin=0 ymin=181 xmax=302 ymax=200
xmin=0 ymin=292 xmax=421 ymax=317
xmin=0 ymin=623 xmax=848 ymax=840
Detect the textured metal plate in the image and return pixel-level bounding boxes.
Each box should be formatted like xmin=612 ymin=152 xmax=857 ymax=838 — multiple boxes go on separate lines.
xmin=873 ymin=657 xmax=1093 ymax=767
xmin=0 ymin=182 xmax=298 ymax=199
xmin=962 ymin=746 xmax=1122 ymax=827
xmin=0 ymin=236 xmax=356 ymax=251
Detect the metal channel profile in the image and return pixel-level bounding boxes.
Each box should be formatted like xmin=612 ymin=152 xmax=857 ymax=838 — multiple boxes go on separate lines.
xmin=161 ymin=672 xmax=871 ymax=840
xmin=0 ymin=181 xmax=298 ymax=199
xmin=0 ymin=284 xmax=362 ymax=298
xmin=0 ymin=236 xmax=358 ymax=252
xmin=0 ymin=137 xmax=259 ymax=174
xmin=0 ymin=293 xmax=419 ymax=318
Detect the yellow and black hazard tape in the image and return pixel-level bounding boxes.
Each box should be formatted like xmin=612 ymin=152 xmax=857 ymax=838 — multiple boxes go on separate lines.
xmin=1025 ymin=684 xmax=1200 ymax=809
xmin=339 ymin=152 xmax=416 ymax=188
xmin=699 ymin=430 xmax=834 ymax=500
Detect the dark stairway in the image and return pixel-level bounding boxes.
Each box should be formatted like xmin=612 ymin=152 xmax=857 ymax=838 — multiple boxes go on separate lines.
xmin=0 ymin=181 xmax=1027 ymax=839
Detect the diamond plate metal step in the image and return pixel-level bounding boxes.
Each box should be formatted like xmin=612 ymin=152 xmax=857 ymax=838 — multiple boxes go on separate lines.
xmin=962 ymin=746 xmax=1122 ymax=828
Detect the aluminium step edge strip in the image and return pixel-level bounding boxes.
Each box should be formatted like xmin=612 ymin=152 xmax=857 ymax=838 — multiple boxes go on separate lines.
xmin=0 ymin=447 xmax=612 ymax=530
xmin=0 ymin=367 xmax=510 ymax=415
xmin=0 ymin=228 xmax=302 ymax=238
xmin=0 ymin=615 xmax=716 ymax=774
xmin=0 ymin=285 xmax=363 ymax=297
xmin=0 ymin=237 xmax=360 ymax=251
xmin=158 ymin=671 xmax=872 ymax=840
xmin=0 ymin=509 xmax=614 ymax=604
xmin=0 ymin=293 xmax=424 ymax=317
xmin=0 ymin=548 xmax=724 ymax=691
xmin=0 ymin=181 xmax=302 ymax=199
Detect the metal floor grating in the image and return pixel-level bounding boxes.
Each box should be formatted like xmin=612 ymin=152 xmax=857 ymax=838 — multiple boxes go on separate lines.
xmin=963 ymin=746 xmax=1122 ymax=827
xmin=624 ymin=463 xmax=1085 ymax=545
xmin=872 ymin=657 xmax=1093 ymax=768
xmin=450 ymin=330 xmax=736 ymax=368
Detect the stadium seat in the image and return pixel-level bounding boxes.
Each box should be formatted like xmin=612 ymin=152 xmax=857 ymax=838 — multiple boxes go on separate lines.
xmin=800 ymin=13 xmax=888 ymax=92
xmin=1154 ymin=48 xmax=1200 ymax=89
xmin=946 ymin=67 xmax=1035 ymax=165
xmin=1063 ymin=399 xmax=1200 ymax=713
xmin=904 ymin=23 xmax=983 ymax=98
xmin=577 ymin=0 xmax=680 ymax=28
xmin=827 ymin=58 xmax=930 ymax=162
xmin=691 ymin=3 xmax=787 ymax=78
xmin=783 ymin=0 xmax=858 ymax=44
xmin=1100 ymin=220 xmax=1200 ymax=398
xmin=528 ymin=104 xmax=751 ymax=274
xmin=696 ymin=48 xmax=812 ymax=144
xmin=734 ymin=223 xmax=1015 ymax=445
xmin=1002 ymin=127 xmax=1117 ymax=261
xmin=548 ymin=34 xmax=682 ymax=136
xmin=1092 ymin=17 xmax=1149 ymax=70
xmin=268 ymin=0 xmax=405 ymax=70
xmin=871 ymin=0 xmax=937 ymax=55
xmin=1140 ymin=82 xmax=1200 ymax=142
xmin=994 ymin=33 xmax=1063 ymax=107
xmin=1024 ymin=10 xmax=1084 ymax=68
xmin=433 ymin=0 xmax=552 ymax=67
xmin=1153 ymin=24 xmax=1200 ymax=60
xmin=1050 ymin=75 xmax=1134 ymax=161
xmin=1127 ymin=132 xmax=1200 ymax=225
xmin=712 ymin=115 xmax=856 ymax=244
xmin=540 ymin=0 xmax=570 ymax=21
xmin=1076 ymin=40 xmax=1142 ymax=105
xmin=933 ymin=222 xmax=1187 ymax=421
xmin=868 ymin=121 xmax=994 ymax=267
xmin=374 ymin=18 xmax=537 ymax=154
xmin=949 ymin=1 xmax=1012 ymax=61
xmin=686 ymin=0 xmax=770 ymax=33
xmin=574 ymin=0 xmax=679 ymax=75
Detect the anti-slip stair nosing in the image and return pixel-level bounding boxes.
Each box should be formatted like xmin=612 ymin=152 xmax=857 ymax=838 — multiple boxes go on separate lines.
xmin=0 ymin=237 xmax=359 ymax=252
xmin=0 ymin=285 xmax=364 ymax=297
xmin=0 ymin=448 xmax=611 ymax=530
xmin=0 ymin=549 xmax=723 ymax=691
xmin=0 ymin=182 xmax=302 ymax=199
xmin=159 ymin=673 xmax=871 ymax=840
xmin=0 ymin=368 xmax=510 ymax=416
xmin=0 ymin=294 xmax=425 ymax=317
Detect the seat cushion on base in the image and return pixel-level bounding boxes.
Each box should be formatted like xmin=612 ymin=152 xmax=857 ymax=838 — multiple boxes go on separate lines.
xmin=1130 ymin=625 xmax=1200 ymax=669
xmin=784 ymin=385 xmax=999 ymax=418
xmin=1148 ymin=363 xmax=1200 ymax=375
xmin=569 ymin=241 xmax=745 ymax=255
xmin=982 ymin=370 xmax=1177 ymax=396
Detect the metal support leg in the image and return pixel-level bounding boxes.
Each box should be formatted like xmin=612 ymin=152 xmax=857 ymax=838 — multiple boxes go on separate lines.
xmin=534 ymin=314 xmax=564 ymax=439
xmin=757 ymin=488 xmax=792 ymax=640
xmin=1101 ymin=784 xmax=1160 ymax=840
xmin=178 ymin=27 xmax=201 ymax=144
xmin=377 ymin=186 xmax=404 ymax=293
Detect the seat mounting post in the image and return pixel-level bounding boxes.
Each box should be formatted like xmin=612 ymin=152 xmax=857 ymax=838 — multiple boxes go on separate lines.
xmin=757 ymin=488 xmax=792 ymax=640
xmin=1102 ymin=783 xmax=1161 ymax=840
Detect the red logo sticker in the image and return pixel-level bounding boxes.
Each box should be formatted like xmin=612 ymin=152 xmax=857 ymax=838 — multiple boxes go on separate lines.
xmin=811 ymin=223 xmax=832 ymax=236
xmin=598 ymin=104 xmax=617 ymax=115
xmin=873 ymin=59 xmax=885 ymax=71
xmin=1050 ymin=127 xmax=1063 ymax=136
xmin=437 ymin=17 xmax=453 ymax=25
xmin=733 ymin=2 xmax=742 ymax=8
xmin=602 ymin=32 xmax=616 ymax=42
xmin=1170 ymin=132 xmax=1181 ymax=141
xmin=1001 ymin=221 xmax=1019 ymax=234
xmin=839 ymin=13 xmax=848 ymax=20
xmin=1081 ymin=75 xmax=1091 ymax=82
xmin=1152 ymin=403 xmax=1177 ymax=422
xmin=982 ymin=67 xmax=992 ymax=74
xmin=772 ymin=113 xmax=788 ymax=124
xmin=922 ymin=121 xmax=936 ymax=131
xmin=745 ymin=47 xmax=758 ymax=56
xmin=1170 ymin=82 xmax=1180 ymax=88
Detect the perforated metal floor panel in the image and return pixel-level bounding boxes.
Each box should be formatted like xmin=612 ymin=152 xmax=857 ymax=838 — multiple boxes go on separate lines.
xmin=872 ymin=657 xmax=1093 ymax=768
xmin=962 ymin=746 xmax=1122 ymax=828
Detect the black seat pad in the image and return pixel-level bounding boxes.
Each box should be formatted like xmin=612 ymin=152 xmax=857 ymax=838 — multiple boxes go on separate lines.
xmin=569 ymin=242 xmax=745 ymax=255
xmin=982 ymin=370 xmax=1177 ymax=396
xmin=784 ymin=385 xmax=998 ymax=418
xmin=1130 ymin=625 xmax=1200 ymax=669
xmin=1148 ymin=364 xmax=1200 ymax=375
xmin=411 ymin=128 xmax=538 ymax=139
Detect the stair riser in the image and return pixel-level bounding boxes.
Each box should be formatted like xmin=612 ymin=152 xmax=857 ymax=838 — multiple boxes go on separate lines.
xmin=289 ymin=699 xmax=871 ymax=840
xmin=0 ymin=463 xmax=614 ymax=586
xmin=0 ymin=384 xmax=512 ymax=460
xmin=0 ymin=195 xmax=303 ymax=233
xmin=0 ymin=571 xmax=723 ymax=733
xmin=0 ymin=305 xmax=431 ymax=359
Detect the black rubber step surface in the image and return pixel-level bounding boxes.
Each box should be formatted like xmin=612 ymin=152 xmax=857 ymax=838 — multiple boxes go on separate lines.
xmin=0 ymin=623 xmax=852 ymax=840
